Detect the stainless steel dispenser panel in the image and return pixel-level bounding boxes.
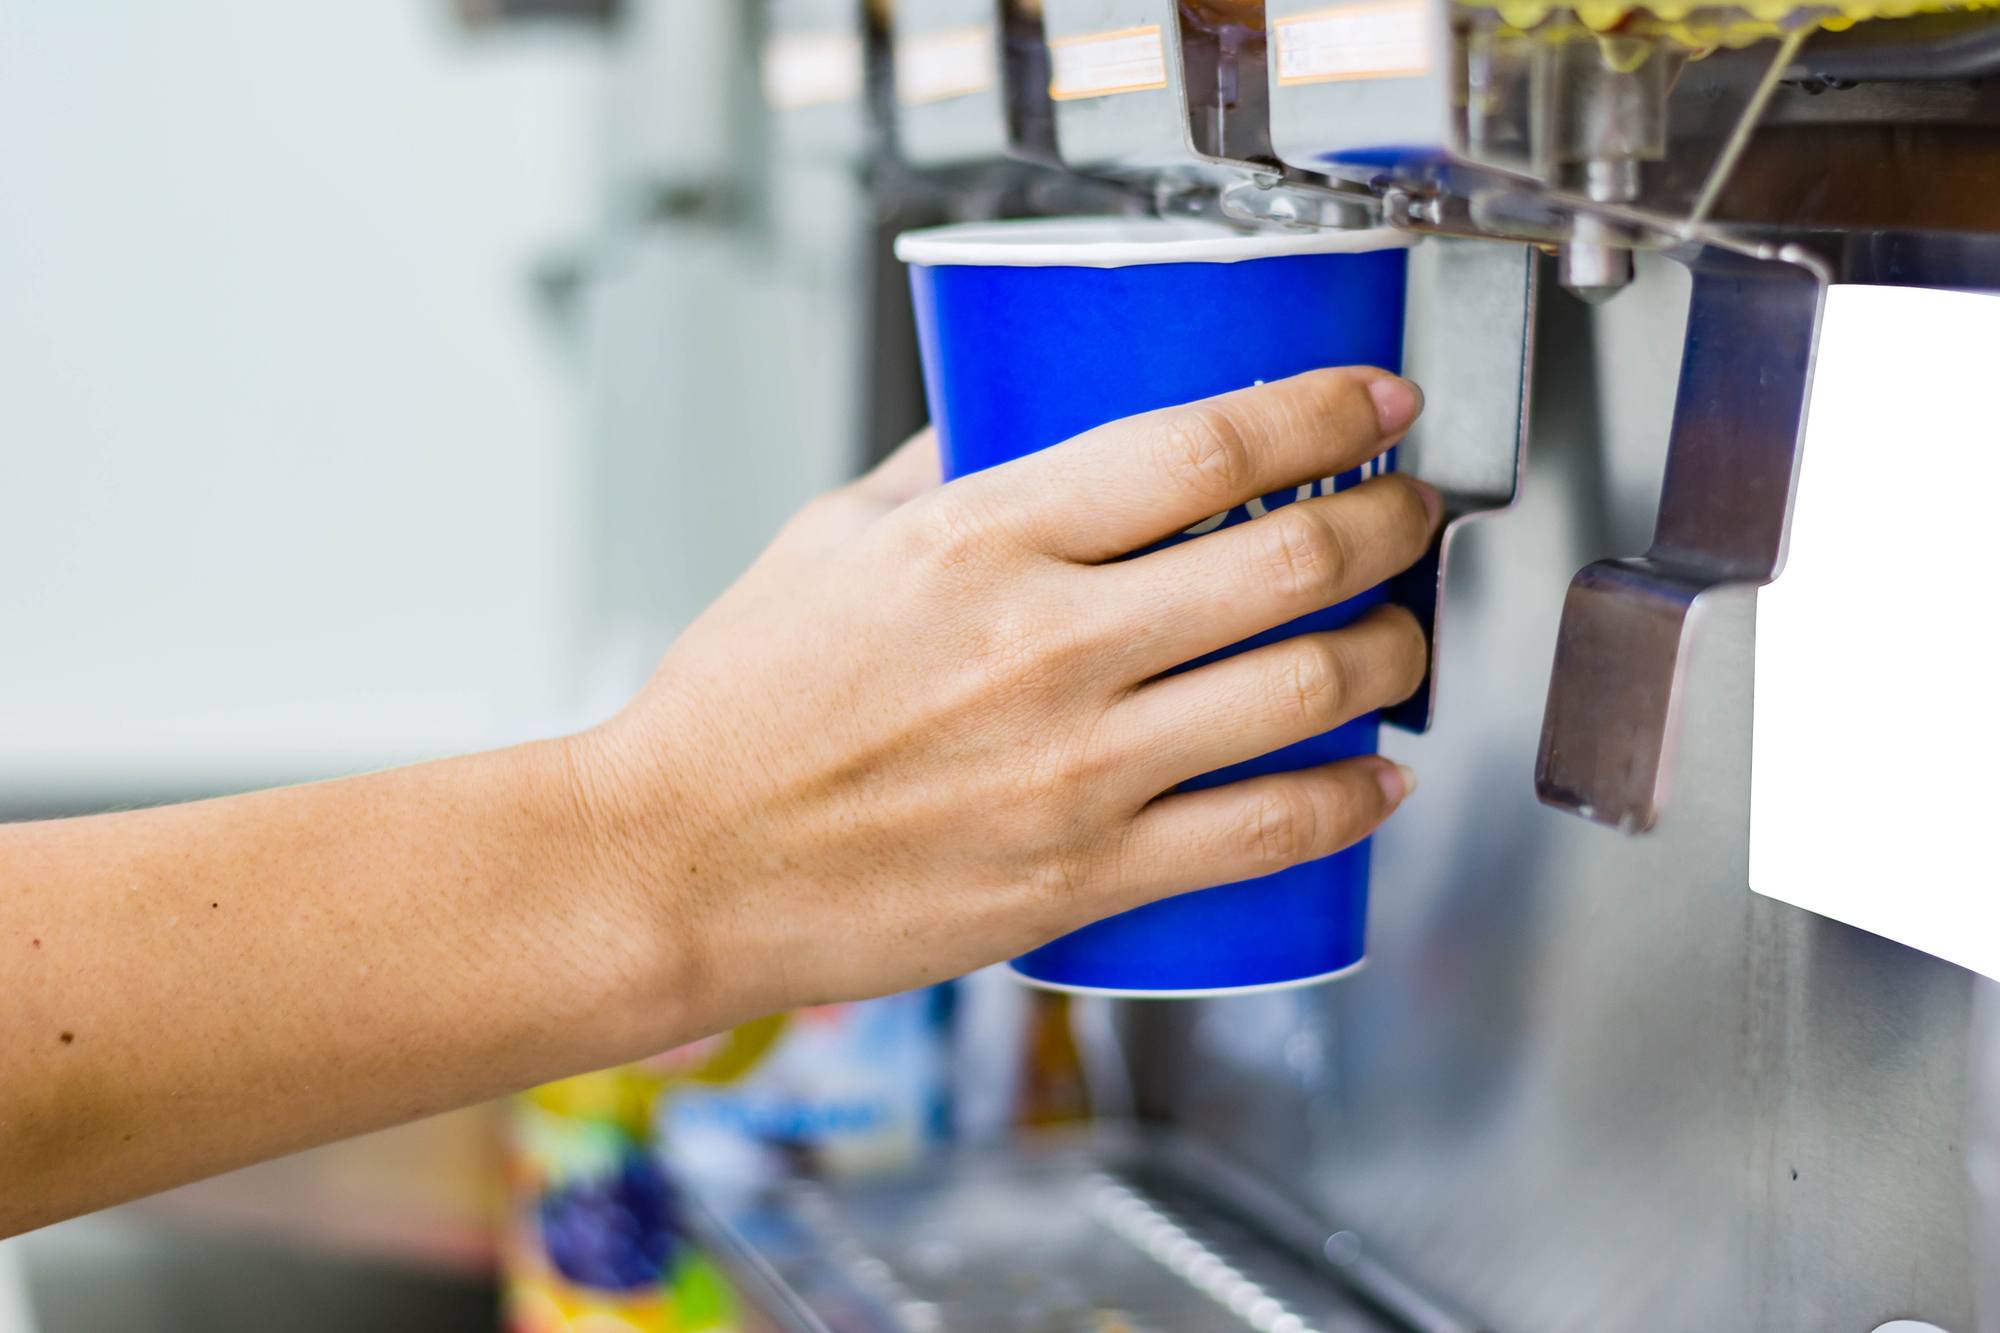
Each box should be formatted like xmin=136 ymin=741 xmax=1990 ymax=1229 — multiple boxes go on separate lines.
xmin=1160 ymin=254 xmax=1981 ymax=1331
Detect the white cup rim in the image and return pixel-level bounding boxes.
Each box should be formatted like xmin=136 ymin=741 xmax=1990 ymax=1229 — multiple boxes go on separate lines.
xmin=894 ymin=216 xmax=1414 ymax=269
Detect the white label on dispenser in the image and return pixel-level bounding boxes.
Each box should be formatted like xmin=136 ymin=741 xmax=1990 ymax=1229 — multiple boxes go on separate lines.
xmin=762 ymin=30 xmax=865 ymax=111
xmin=897 ymin=25 xmax=999 ymax=105
xmin=1751 ymin=283 xmax=2000 ymax=982
xmin=1048 ymin=26 xmax=1169 ymax=101
xmin=1275 ymin=2 xmax=1431 ymax=85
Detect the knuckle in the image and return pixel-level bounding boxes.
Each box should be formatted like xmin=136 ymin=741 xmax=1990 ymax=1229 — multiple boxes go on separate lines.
xmin=1277 ymin=638 xmax=1348 ymax=729
xmin=1262 ymin=507 xmax=1348 ymax=601
xmin=1244 ymin=788 xmax=1318 ymax=871
xmin=1028 ymin=837 xmax=1131 ymax=930
xmin=1021 ymin=811 xmax=1115 ymax=907
xmin=1059 ymin=721 xmax=1122 ymax=788
xmin=1029 ymin=723 xmax=1103 ymax=797
xmin=967 ymin=603 xmax=1042 ymax=680
xmin=974 ymin=592 xmax=1094 ymax=690
xmin=1159 ymin=405 xmax=1255 ymax=506
xmin=904 ymin=493 xmax=998 ymax=575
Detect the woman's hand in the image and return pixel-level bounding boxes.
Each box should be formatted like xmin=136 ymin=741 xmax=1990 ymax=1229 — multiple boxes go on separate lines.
xmin=579 ymin=366 xmax=1439 ymax=1024
xmin=2 ymin=365 xmax=1434 ymax=1234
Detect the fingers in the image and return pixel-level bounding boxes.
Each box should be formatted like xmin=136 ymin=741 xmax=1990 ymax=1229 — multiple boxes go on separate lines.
xmin=855 ymin=427 xmax=941 ymax=510
xmin=970 ymin=368 xmax=1422 ymax=563
xmin=1105 ymin=474 xmax=1440 ymax=674
xmin=1103 ymin=606 xmax=1427 ymax=790
xmin=1115 ymin=757 xmax=1414 ymax=907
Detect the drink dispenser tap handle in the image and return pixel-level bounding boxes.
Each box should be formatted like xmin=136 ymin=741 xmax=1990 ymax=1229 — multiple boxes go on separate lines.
xmin=1535 ymin=244 xmax=1829 ymax=832
xmin=1386 ymin=238 xmax=1539 ymax=734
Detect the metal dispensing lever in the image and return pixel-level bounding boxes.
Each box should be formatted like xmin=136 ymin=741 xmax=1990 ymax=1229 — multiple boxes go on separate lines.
xmin=1535 ymin=244 xmax=1829 ymax=831
xmin=1383 ymin=237 xmax=1540 ymax=734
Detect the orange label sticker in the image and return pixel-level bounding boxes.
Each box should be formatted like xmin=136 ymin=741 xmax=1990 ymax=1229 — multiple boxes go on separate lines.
xmin=897 ymin=25 xmax=1000 ymax=105
xmin=1275 ymin=2 xmax=1432 ymax=84
xmin=1048 ymin=25 xmax=1170 ymax=101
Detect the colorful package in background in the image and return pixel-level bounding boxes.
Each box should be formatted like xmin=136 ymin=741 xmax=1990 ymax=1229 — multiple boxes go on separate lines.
xmin=648 ymin=989 xmax=949 ymax=1200
xmin=503 ymin=1067 xmax=741 ymax=1333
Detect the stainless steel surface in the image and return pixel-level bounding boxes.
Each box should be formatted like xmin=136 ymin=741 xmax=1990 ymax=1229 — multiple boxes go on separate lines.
xmin=1041 ymin=0 xmax=1213 ymax=182
xmin=1535 ymin=245 xmax=1824 ymax=831
xmin=887 ymin=0 xmax=1064 ymax=172
xmin=1978 ymin=982 xmax=2000 ymax=1333
xmin=1164 ymin=259 xmax=1984 ymax=1330
xmin=763 ymin=0 xmax=875 ymax=168
xmin=890 ymin=1 xmax=1009 ymax=169
xmin=1141 ymin=1134 xmax=1479 ymax=1333
xmin=1266 ymin=0 xmax=1453 ymax=183
xmin=879 ymin=2 xmax=1137 ymax=227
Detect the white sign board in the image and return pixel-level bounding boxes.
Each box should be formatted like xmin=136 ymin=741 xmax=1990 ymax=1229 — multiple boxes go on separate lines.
xmin=1751 ymin=283 xmax=2000 ymax=979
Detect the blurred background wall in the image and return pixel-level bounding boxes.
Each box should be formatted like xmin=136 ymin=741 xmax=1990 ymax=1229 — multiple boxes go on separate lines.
xmin=0 ymin=2 xmax=879 ymax=1327
xmin=0 ymin=0 xmax=876 ymax=813
xmin=0 ymin=0 xmax=600 ymax=806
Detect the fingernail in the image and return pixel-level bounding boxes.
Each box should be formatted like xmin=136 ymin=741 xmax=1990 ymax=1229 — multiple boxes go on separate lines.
xmin=1377 ymin=762 xmax=1418 ymax=806
xmin=1367 ymin=376 xmax=1423 ymax=437
xmin=1411 ymin=479 xmax=1444 ymax=531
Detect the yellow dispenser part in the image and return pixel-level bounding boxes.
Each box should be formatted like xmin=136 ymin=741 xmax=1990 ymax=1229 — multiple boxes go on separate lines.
xmin=1459 ymin=0 xmax=2000 ymax=50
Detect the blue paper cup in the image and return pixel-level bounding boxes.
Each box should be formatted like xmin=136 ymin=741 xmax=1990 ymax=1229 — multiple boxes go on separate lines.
xmin=895 ymin=217 xmax=1411 ymax=998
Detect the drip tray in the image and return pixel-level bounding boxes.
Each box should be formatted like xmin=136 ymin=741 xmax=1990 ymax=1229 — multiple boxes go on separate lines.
xmin=688 ymin=1130 xmax=1422 ymax=1333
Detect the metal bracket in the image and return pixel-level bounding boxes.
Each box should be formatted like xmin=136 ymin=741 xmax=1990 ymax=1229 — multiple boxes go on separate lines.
xmin=1535 ymin=244 xmax=1830 ymax=831
xmin=1386 ymin=237 xmax=1539 ymax=733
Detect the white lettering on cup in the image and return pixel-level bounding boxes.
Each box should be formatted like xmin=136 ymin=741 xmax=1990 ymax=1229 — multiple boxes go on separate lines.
xmin=1183 ymin=511 xmax=1230 ymax=536
xmin=1182 ymin=475 xmax=1332 ymax=536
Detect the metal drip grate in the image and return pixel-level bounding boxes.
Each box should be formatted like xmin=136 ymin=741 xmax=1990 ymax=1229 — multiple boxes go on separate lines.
xmin=685 ymin=1131 xmax=1423 ymax=1333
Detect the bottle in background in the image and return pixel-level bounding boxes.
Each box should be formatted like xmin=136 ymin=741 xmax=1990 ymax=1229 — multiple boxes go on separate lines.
xmin=1015 ymin=991 xmax=1094 ymax=1127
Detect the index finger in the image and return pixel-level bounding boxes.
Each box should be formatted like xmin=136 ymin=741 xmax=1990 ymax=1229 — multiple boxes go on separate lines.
xmin=966 ymin=367 xmax=1422 ymax=563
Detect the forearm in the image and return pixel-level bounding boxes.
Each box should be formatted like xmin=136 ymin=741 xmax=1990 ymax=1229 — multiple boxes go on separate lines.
xmin=1 ymin=735 xmax=696 ymax=1237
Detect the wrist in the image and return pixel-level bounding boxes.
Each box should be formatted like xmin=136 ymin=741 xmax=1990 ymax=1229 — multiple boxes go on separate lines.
xmin=537 ymin=721 xmax=723 ymax=1057
xmin=490 ymin=720 xmax=712 ymax=1064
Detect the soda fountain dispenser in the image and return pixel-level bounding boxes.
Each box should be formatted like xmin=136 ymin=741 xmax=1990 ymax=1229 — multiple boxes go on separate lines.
xmin=668 ymin=2 xmax=2000 ymax=1326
